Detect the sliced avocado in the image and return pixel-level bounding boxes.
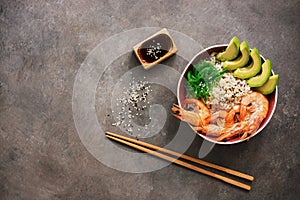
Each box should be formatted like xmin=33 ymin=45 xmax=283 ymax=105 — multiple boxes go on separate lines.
xmin=223 ymin=41 xmax=250 ymax=71
xmin=233 ymin=48 xmax=262 ymax=79
xmin=216 ymin=36 xmax=240 ymax=61
xmin=255 ymin=74 xmax=278 ymax=95
xmin=247 ymin=59 xmax=272 ymax=87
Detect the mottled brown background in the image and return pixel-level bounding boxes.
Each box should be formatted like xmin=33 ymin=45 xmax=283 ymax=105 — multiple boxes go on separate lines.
xmin=0 ymin=0 xmax=299 ymax=199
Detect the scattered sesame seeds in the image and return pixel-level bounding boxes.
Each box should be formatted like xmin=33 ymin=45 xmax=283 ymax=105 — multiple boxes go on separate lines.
xmin=112 ymin=78 xmax=152 ymax=134
xmin=144 ymin=39 xmax=163 ymax=61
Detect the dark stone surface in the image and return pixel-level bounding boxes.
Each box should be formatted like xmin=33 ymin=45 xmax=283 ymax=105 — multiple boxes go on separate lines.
xmin=0 ymin=0 xmax=299 ymax=199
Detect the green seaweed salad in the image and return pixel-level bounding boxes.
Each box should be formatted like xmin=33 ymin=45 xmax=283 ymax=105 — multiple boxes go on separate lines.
xmin=185 ymin=61 xmax=227 ymax=101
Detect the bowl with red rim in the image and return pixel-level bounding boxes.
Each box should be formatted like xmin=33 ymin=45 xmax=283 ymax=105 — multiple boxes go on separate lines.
xmin=177 ymin=44 xmax=278 ymax=144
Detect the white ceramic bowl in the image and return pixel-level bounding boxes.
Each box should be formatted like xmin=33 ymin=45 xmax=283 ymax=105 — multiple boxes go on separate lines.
xmin=177 ymin=44 xmax=278 ymax=144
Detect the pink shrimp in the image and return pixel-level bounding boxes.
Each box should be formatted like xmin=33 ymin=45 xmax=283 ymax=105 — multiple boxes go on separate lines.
xmin=171 ymin=98 xmax=211 ymax=128
xmin=217 ymin=92 xmax=269 ymax=141
xmin=172 ymin=99 xmax=230 ymax=137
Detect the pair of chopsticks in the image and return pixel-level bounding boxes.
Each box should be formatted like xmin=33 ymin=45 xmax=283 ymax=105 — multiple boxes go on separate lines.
xmin=105 ymin=131 xmax=254 ymax=190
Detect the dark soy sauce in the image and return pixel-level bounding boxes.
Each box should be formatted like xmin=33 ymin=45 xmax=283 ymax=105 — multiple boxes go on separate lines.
xmin=138 ymin=34 xmax=173 ymax=63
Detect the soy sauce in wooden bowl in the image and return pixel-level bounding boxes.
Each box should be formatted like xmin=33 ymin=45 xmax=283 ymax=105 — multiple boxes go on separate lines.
xmin=138 ymin=33 xmax=173 ymax=63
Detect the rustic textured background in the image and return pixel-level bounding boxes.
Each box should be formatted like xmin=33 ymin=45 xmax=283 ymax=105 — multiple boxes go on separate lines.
xmin=0 ymin=0 xmax=299 ymax=199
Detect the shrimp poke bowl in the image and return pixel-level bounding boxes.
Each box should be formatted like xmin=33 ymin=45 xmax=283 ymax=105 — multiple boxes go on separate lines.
xmin=172 ymin=36 xmax=278 ymax=144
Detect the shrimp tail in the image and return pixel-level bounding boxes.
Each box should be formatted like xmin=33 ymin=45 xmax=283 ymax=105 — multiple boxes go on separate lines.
xmin=171 ymin=104 xmax=184 ymax=120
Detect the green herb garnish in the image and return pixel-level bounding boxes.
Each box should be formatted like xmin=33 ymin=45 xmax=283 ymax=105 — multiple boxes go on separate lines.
xmin=185 ymin=61 xmax=227 ymax=101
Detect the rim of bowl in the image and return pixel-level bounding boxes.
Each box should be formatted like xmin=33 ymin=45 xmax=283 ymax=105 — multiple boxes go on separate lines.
xmin=177 ymin=44 xmax=278 ymax=144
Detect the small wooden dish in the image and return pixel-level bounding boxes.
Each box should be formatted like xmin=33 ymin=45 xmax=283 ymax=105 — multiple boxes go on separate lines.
xmin=133 ymin=28 xmax=178 ymax=70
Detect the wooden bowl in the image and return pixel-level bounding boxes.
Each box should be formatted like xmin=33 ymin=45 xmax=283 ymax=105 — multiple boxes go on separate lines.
xmin=133 ymin=28 xmax=178 ymax=70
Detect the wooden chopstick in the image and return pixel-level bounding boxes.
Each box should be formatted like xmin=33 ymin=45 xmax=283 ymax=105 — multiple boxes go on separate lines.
xmin=105 ymin=131 xmax=252 ymax=191
xmin=105 ymin=131 xmax=254 ymax=181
